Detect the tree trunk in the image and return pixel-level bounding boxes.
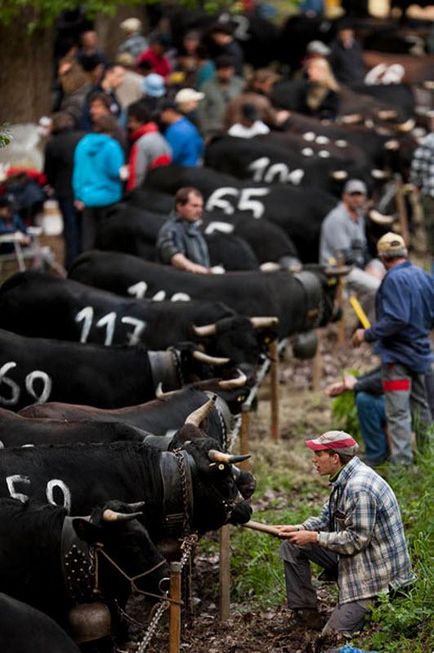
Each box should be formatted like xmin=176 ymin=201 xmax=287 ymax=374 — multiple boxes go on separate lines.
xmin=0 ymin=14 xmax=53 ymax=123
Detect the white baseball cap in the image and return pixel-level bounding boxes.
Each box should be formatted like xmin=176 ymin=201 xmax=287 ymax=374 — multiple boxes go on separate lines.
xmin=175 ymin=88 xmax=205 ymax=104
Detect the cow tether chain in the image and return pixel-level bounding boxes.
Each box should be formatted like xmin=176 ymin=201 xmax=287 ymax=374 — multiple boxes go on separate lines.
xmin=169 ymin=347 xmax=185 ymax=387
xmin=132 ymin=533 xmax=199 ymax=653
xmin=173 ymin=448 xmax=192 ymax=534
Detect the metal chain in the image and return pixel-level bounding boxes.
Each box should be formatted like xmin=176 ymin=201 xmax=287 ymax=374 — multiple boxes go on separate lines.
xmin=134 ymin=599 xmax=169 ymax=653
xmin=131 ymin=533 xmax=198 ymax=653
xmin=173 ymin=449 xmax=191 ymax=534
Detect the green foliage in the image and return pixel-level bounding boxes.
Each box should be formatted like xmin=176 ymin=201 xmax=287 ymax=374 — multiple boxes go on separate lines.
xmin=330 ymin=368 xmax=361 ymax=438
xmin=0 ymin=125 xmax=12 ymax=148
xmin=0 ymin=0 xmax=179 ymax=27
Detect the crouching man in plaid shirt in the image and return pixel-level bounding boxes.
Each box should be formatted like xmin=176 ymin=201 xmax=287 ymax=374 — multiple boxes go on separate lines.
xmin=276 ymin=431 xmax=415 ymax=635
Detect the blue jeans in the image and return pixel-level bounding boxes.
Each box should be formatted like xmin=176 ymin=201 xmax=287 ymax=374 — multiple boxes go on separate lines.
xmin=355 ymin=392 xmax=387 ymax=463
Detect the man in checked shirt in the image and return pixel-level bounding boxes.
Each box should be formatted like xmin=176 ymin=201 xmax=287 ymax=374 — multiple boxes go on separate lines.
xmin=276 ymin=431 xmax=415 ymax=636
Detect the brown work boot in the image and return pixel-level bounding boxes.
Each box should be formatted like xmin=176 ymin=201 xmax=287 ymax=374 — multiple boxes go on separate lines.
xmin=294 ymin=608 xmax=325 ymax=630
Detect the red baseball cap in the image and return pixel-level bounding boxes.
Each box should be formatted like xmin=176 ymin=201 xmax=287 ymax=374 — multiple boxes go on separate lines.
xmin=306 ymin=430 xmax=359 ymax=455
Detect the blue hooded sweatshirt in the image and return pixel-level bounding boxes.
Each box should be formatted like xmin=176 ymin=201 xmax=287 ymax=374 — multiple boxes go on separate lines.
xmin=73 ymin=133 xmax=124 ymax=207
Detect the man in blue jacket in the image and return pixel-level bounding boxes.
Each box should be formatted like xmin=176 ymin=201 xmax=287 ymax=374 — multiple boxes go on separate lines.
xmin=352 ymin=232 xmax=434 ymax=464
xmin=158 ymin=100 xmax=204 ymax=167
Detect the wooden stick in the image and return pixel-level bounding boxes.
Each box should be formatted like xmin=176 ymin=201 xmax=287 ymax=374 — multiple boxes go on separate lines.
xmin=269 ymin=340 xmax=280 ymax=441
xmin=311 ymin=329 xmax=322 ymax=392
xmin=169 ymin=562 xmax=182 ymax=653
xmin=218 ymin=525 xmax=231 ymax=622
xmin=395 ymin=176 xmax=410 ymax=246
xmin=241 ymin=520 xmax=281 ymax=537
xmin=239 ymin=410 xmax=250 ymax=471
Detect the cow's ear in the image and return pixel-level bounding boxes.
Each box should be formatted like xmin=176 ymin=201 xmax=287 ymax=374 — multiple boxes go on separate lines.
xmin=72 ymin=518 xmax=100 ymax=544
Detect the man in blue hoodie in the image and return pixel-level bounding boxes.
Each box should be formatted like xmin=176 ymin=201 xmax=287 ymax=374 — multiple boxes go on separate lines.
xmin=73 ymin=114 xmax=125 ymax=250
xmin=353 ymin=232 xmax=434 ymax=464
xmin=158 ymin=100 xmax=203 ymax=167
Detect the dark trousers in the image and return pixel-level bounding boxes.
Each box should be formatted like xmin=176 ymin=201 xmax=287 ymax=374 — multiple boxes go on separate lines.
xmin=57 ymin=197 xmax=81 ymax=269
xmin=82 ymin=205 xmax=111 ymax=252
xmin=280 ymin=540 xmax=371 ymax=634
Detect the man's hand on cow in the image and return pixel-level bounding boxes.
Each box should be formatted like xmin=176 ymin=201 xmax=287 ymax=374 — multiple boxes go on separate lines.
xmin=186 ymin=262 xmax=211 ymax=274
xmin=352 ymin=328 xmax=365 ymax=347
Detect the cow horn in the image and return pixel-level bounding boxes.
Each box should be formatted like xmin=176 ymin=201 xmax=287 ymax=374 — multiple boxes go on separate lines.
xmin=384 ymin=139 xmax=399 ymax=151
xmin=127 ymin=501 xmax=146 ymax=510
xmin=193 ymin=350 xmax=230 ymax=366
xmin=368 ymin=209 xmax=395 ymax=225
xmin=341 ymin=113 xmax=363 ymax=124
xmin=330 ymin=170 xmax=348 ymax=180
xmin=208 ymin=449 xmax=251 ymax=464
xmin=155 ymin=383 xmax=178 ymax=399
xmin=192 ymin=323 xmax=217 ymax=336
xmin=218 ymin=370 xmax=247 ymax=389
xmin=185 ymin=395 xmax=217 ymax=426
xmin=250 ymin=316 xmax=279 ymax=329
xmin=396 ymin=118 xmax=415 ymax=133
xmin=371 ymin=168 xmax=388 ymax=180
xmin=102 ymin=509 xmax=143 ymax=522
xmin=377 ymin=109 xmax=398 ymax=121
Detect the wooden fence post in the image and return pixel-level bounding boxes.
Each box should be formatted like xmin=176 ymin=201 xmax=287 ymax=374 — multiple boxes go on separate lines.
xmin=311 ymin=329 xmax=322 ymax=392
xmin=219 ymin=525 xmax=231 ymax=622
xmin=269 ymin=340 xmax=280 ymax=441
xmin=169 ymin=562 xmax=182 ymax=653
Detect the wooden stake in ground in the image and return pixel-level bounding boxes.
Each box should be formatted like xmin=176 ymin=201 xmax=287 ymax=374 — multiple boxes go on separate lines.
xmin=269 ymin=340 xmax=280 ymax=441
xmin=219 ymin=525 xmax=231 ymax=622
xmin=169 ymin=562 xmax=182 ymax=653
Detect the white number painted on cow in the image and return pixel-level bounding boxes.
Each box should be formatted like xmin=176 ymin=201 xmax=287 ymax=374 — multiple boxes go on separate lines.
xmin=75 ymin=306 xmax=146 ymax=346
xmin=96 ymin=311 xmax=117 ymax=346
xmin=25 ymin=371 xmax=52 ymax=404
xmin=206 ymin=187 xmax=270 ymax=219
xmin=128 ymin=281 xmax=148 ymax=299
xmin=0 ymin=362 xmax=20 ymax=405
xmin=128 ymin=282 xmax=190 ymax=303
xmin=121 ymin=316 xmax=146 ymax=345
xmin=46 ymin=479 xmax=71 ymax=512
xmin=0 ymin=362 xmax=52 ymax=406
xmin=6 ymin=474 xmax=31 ymax=502
xmin=248 ymin=158 xmax=305 ymax=186
xmin=365 ymin=63 xmax=405 ymax=85
xmin=6 ymin=474 xmax=72 ymax=511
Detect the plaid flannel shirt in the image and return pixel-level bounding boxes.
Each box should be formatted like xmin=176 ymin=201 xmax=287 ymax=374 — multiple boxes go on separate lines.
xmin=410 ymin=133 xmax=434 ymax=197
xmin=302 ymin=457 xmax=415 ymax=604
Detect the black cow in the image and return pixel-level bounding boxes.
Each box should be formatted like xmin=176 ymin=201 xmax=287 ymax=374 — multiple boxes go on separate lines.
xmin=144 ymin=165 xmax=338 ymax=263
xmin=0 ymin=409 xmax=149 ymax=447
xmin=96 ymin=204 xmax=259 ymax=271
xmin=283 ymin=112 xmax=415 ymax=181
xmin=68 ymin=251 xmax=340 ymax=341
xmin=204 ymin=134 xmax=375 ymax=194
xmin=0 ymin=593 xmax=80 ymax=653
xmin=0 ymin=271 xmax=275 ymax=373
xmin=14 ymin=379 xmax=250 ymax=449
xmin=0 ymin=327 xmax=229 ymax=411
xmin=0 ymin=402 xmax=253 ymax=539
xmin=0 ymin=498 xmax=168 ymax=643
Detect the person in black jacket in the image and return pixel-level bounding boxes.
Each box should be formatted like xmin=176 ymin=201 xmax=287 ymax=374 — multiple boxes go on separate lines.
xmin=299 ymin=57 xmax=340 ymax=121
xmin=43 ymin=112 xmax=84 ymax=269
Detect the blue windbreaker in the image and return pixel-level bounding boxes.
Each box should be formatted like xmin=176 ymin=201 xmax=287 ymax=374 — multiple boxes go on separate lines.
xmin=73 ymin=133 xmax=124 ymax=207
